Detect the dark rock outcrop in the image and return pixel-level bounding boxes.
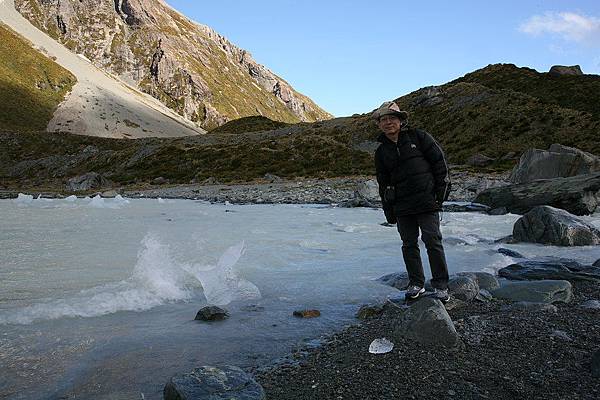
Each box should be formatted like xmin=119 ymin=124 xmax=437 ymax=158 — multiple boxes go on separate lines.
xmin=66 ymin=172 xmax=110 ymax=191
xmin=474 ymin=172 xmax=600 ymax=215
xmin=490 ymin=280 xmax=572 ymax=303
xmin=442 ymin=203 xmax=490 ymax=213
xmin=164 ymin=365 xmax=265 ymax=400
xmin=548 ymin=65 xmax=583 ymax=77
xmin=498 ymin=259 xmax=600 ymax=282
xmin=488 ymin=207 xmax=508 ymax=215
xmin=510 ymin=144 xmax=600 ymax=184
xmin=392 ymin=297 xmax=463 ymax=348
xmin=512 ymin=206 xmax=600 ymax=246
xmin=497 ymin=248 xmax=525 ymax=258
xmin=466 ymin=154 xmax=495 ymax=167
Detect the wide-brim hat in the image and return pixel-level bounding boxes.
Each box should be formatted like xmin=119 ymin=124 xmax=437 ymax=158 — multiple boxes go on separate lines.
xmin=372 ymin=101 xmax=408 ymax=121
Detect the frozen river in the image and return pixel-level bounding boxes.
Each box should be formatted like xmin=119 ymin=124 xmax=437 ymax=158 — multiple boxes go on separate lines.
xmin=1 ymin=196 xmax=599 ymax=399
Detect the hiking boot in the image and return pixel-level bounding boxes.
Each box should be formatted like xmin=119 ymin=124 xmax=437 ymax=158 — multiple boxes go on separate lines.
xmin=431 ymin=288 xmax=450 ymax=303
xmin=405 ymin=285 xmax=425 ymax=300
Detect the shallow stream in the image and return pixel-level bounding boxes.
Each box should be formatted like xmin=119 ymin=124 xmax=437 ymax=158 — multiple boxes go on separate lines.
xmin=1 ymin=196 xmax=599 ymax=399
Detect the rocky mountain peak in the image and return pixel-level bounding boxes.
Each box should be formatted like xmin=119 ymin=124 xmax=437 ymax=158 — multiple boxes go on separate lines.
xmin=15 ymin=0 xmax=331 ymax=129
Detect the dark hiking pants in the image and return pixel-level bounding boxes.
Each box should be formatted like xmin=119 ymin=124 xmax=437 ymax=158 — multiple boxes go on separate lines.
xmin=396 ymin=211 xmax=449 ymax=289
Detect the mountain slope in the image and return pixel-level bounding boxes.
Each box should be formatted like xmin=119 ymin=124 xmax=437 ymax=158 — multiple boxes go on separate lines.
xmin=391 ymin=79 xmax=600 ymax=164
xmin=0 ymin=0 xmax=205 ymax=138
xmin=0 ymin=22 xmax=75 ymax=132
xmin=3 ymin=64 xmax=599 ymax=190
xmin=454 ymin=63 xmax=600 ymax=119
xmin=14 ymin=0 xmax=331 ymax=130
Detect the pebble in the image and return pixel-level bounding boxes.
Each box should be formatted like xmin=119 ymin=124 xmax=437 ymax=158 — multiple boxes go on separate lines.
xmin=293 ymin=309 xmax=321 ymax=318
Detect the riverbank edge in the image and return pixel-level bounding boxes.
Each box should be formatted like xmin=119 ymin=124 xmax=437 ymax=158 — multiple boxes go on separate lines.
xmin=252 ymin=280 xmax=600 ymax=399
xmin=0 ymin=171 xmax=510 ymax=204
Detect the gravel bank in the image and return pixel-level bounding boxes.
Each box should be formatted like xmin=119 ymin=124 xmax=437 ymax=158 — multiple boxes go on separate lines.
xmin=254 ymin=281 xmax=600 ymax=400
xmin=122 ymin=171 xmax=508 ymax=204
xmin=124 ymin=177 xmax=360 ymax=204
xmin=0 ymin=171 xmax=509 ymax=203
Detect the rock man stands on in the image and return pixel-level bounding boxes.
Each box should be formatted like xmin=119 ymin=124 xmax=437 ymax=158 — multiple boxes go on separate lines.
xmin=373 ymin=101 xmax=451 ymax=301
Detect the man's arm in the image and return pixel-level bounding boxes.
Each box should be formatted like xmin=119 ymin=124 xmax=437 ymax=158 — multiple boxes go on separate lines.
xmin=375 ymin=150 xmax=396 ymax=223
xmin=417 ymin=130 xmax=450 ymax=202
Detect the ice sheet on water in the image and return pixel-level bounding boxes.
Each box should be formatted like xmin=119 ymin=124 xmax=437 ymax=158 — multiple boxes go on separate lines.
xmin=88 ymin=195 xmax=129 ymax=209
xmin=185 ymin=241 xmax=261 ymax=306
xmin=10 ymin=194 xmax=133 ymax=209
xmin=14 ymin=193 xmax=33 ymax=204
xmin=298 ymin=240 xmax=330 ymax=252
xmin=330 ymin=222 xmax=386 ymax=234
xmin=0 ymin=234 xmax=260 ymax=324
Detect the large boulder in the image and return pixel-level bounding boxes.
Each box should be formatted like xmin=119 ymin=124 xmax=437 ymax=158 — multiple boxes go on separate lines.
xmin=339 ymin=179 xmax=380 ymax=208
xmin=499 ymin=259 xmax=600 ymax=282
xmin=510 ymin=144 xmax=600 ymax=184
xmin=474 ymin=172 xmax=600 ymax=215
xmin=490 ymin=280 xmax=572 ymax=303
xmin=356 ymin=179 xmax=380 ymax=202
xmin=447 ymin=276 xmax=479 ymax=301
xmin=512 ymin=206 xmax=600 ymax=246
xmin=457 ymin=272 xmax=500 ymax=291
xmin=164 ymin=365 xmax=265 ymax=400
xmin=466 ymin=154 xmax=495 ymax=167
xmin=392 ymin=297 xmax=463 ymax=348
xmin=66 ymin=172 xmax=110 ymax=191
xmin=548 ymin=65 xmax=583 ymax=76
xmin=450 ymin=171 xmax=510 ymax=201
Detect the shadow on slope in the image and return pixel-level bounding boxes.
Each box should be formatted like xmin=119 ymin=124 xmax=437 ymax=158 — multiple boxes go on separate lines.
xmin=0 ymin=23 xmax=76 ymax=132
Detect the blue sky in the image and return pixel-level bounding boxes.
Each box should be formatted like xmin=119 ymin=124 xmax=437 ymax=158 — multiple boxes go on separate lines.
xmin=167 ymin=1 xmax=600 ymax=117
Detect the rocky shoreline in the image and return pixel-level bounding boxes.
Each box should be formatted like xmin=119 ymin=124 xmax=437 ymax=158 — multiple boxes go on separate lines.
xmin=0 ymin=170 xmax=510 ymax=204
xmin=253 ymin=280 xmax=600 ymax=400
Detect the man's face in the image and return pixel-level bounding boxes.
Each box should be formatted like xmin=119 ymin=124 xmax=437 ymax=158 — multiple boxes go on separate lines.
xmin=378 ymin=114 xmax=402 ymax=138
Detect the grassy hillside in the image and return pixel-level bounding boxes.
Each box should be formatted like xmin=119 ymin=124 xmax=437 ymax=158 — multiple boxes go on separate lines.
xmin=0 ymin=23 xmax=76 ymax=132
xmin=392 ymin=80 xmax=600 ymax=165
xmin=454 ymin=64 xmax=600 ymax=119
xmin=209 ymin=116 xmax=291 ymax=134
xmin=0 ymin=125 xmax=372 ymax=189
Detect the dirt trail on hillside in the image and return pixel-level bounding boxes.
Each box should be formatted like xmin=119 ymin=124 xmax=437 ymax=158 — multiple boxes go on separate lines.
xmin=0 ymin=0 xmax=204 ymax=138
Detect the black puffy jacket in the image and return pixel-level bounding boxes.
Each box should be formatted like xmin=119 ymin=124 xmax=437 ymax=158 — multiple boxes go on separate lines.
xmin=375 ymin=127 xmax=450 ymax=221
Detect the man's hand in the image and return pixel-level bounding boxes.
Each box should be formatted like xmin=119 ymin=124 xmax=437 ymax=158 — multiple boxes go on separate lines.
xmin=435 ymin=189 xmax=446 ymax=205
xmin=383 ymin=206 xmax=396 ymax=224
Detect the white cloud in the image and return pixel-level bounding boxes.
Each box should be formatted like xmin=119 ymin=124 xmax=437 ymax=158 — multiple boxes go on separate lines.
xmin=519 ymin=12 xmax=600 ymax=44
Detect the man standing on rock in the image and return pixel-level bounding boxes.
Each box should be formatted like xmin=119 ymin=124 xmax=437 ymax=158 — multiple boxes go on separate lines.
xmin=373 ymin=101 xmax=451 ymax=302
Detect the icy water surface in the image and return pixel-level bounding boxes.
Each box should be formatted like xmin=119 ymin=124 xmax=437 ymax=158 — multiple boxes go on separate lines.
xmin=1 ymin=196 xmax=599 ymax=399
